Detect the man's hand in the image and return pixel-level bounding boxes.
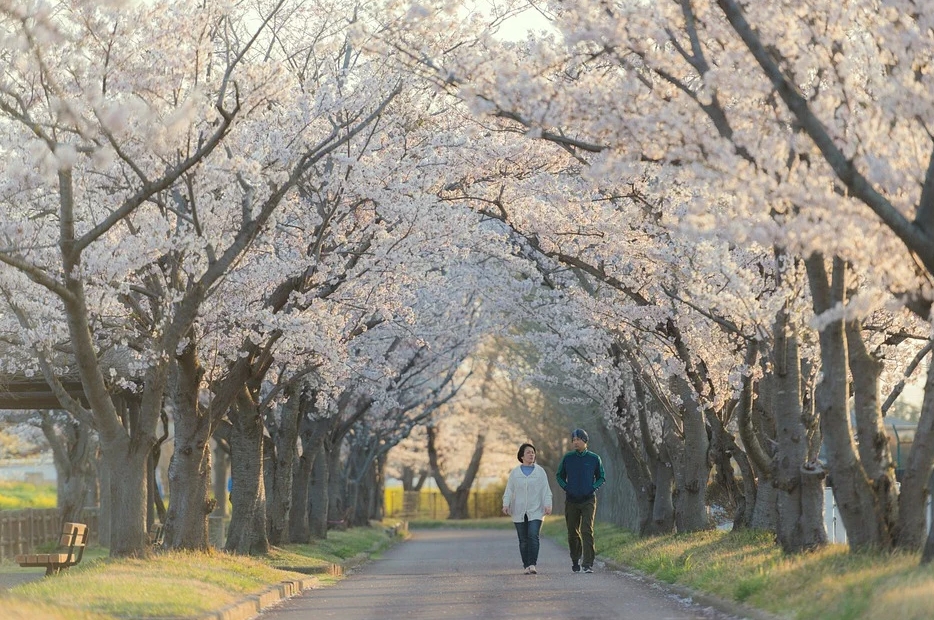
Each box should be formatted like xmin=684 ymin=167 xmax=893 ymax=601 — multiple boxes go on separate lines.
xmin=502 ymin=506 xmax=510 ymax=516
xmin=544 ymin=507 xmax=552 ymax=516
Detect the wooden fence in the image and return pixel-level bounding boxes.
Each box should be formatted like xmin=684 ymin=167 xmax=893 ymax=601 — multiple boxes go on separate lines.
xmin=0 ymin=508 xmax=99 ymax=562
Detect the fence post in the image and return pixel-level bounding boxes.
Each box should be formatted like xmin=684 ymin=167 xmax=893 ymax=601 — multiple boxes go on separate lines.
xmin=0 ymin=508 xmax=69 ymax=559
xmin=28 ymin=508 xmax=35 ymax=555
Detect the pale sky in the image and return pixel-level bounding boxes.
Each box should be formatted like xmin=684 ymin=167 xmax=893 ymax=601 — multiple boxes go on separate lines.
xmin=488 ymin=3 xmax=556 ymax=41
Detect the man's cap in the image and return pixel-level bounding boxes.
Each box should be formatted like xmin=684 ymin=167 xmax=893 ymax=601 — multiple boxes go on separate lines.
xmin=571 ymin=428 xmax=589 ymax=443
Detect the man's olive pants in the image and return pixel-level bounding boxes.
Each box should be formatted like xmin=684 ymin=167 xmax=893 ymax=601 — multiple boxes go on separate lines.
xmin=565 ymin=496 xmax=596 ymax=567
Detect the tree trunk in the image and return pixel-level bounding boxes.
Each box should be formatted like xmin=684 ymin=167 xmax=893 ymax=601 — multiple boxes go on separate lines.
xmin=806 ymin=255 xmax=882 ymax=550
xmin=289 ymin=453 xmax=310 ymax=542
xmin=100 ymin=433 xmax=150 ymax=556
xmin=446 ymin=489 xmax=471 ymax=519
xmin=704 ymin=343 xmax=760 ymax=531
xmin=267 ymin=390 xmax=302 ymax=546
xmin=400 ymin=465 xmax=428 ymax=491
xmin=617 ymin=370 xmax=664 ymax=535
xmin=897 ymin=359 xmax=934 ymax=551
xmin=427 ymin=426 xmax=485 ymax=520
xmin=164 ymin=347 xmax=213 ymax=550
xmin=309 ymin=443 xmax=330 ymax=539
xmin=98 ymin=461 xmax=112 ymax=548
xmin=225 ymin=390 xmax=269 ymax=555
xmin=212 ymin=443 xmax=229 ymax=519
xmin=589 ymin=429 xmax=639 ymax=532
xmin=709 ymin=425 xmax=746 ymax=530
xmin=370 ymin=454 xmax=387 ymax=521
xmin=43 ymin=411 xmax=96 ymax=526
xmin=652 ymin=445 xmax=676 ymax=534
xmin=920 ymin=469 xmax=934 ymax=564
xmin=148 ymin=409 xmax=170 ymax=533
xmin=345 ymin=447 xmax=369 ymax=527
xmin=750 ymin=479 xmax=779 ymax=531
xmin=54 ymin=168 xmax=160 ymax=558
xmin=289 ymin=415 xmax=329 ymax=542
xmin=616 ymin=436 xmax=656 ymax=536
xmin=771 ymin=310 xmax=827 ymax=553
xmin=672 ymin=376 xmax=711 ymax=532
xmin=348 ymin=459 xmax=369 ymax=526
xmin=739 ymin=358 xmax=774 ymax=531
xmin=612 ymin=431 xmax=654 ymax=533
xmin=846 ymin=319 xmax=898 ymax=548
xmin=326 ymin=441 xmax=345 ymax=529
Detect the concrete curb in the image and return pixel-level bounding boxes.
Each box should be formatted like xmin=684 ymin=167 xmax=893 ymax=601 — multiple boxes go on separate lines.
xmin=189 ymin=521 xmax=409 ymax=620
xmin=189 ymin=578 xmax=316 ymax=620
xmin=600 ymin=558 xmax=787 ymax=620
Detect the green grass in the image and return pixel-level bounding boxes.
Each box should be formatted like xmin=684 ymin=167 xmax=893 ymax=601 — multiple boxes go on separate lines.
xmin=0 ymin=521 xmax=407 ymax=620
xmin=1 ymin=550 xmax=304 ymax=619
xmin=408 ymin=516 xmax=514 ymax=530
xmin=0 ymin=481 xmax=57 ymax=510
xmin=7 ymin=515 xmax=934 ymax=620
xmin=542 ymin=519 xmax=934 ymax=620
xmin=266 ymin=524 xmax=401 ymax=571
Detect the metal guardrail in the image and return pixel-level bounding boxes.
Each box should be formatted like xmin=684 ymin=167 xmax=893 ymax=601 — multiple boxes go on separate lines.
xmin=824 ymin=486 xmax=932 ymax=544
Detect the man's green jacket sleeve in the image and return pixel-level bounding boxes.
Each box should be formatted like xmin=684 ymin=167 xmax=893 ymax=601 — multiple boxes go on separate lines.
xmin=556 ymin=454 xmax=568 ymax=489
xmin=593 ymin=454 xmax=606 ymax=490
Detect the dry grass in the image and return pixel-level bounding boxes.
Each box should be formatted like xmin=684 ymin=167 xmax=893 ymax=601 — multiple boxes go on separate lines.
xmin=542 ymin=520 xmax=934 ymax=620
xmin=3 ymin=550 xmax=302 ymax=618
xmin=407 ymin=516 xmax=515 ymax=530
xmin=0 ymin=522 xmax=404 ymax=620
xmin=9 ymin=516 xmax=933 ymax=620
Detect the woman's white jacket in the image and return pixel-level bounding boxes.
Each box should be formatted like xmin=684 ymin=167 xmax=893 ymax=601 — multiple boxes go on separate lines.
xmin=503 ymin=464 xmax=553 ymax=523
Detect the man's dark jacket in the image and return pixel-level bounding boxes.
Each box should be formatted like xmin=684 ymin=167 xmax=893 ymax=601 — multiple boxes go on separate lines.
xmin=556 ymin=449 xmax=605 ymax=503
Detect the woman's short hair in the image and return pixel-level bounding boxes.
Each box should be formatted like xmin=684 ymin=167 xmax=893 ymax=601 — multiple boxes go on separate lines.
xmin=517 ymin=443 xmax=536 ymax=462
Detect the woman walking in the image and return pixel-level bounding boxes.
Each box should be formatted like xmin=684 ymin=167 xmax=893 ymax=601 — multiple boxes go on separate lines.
xmin=502 ymin=443 xmax=553 ymax=574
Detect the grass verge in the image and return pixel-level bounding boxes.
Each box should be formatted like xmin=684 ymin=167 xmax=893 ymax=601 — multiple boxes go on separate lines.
xmin=540 ymin=519 xmax=934 ymax=620
xmin=9 ymin=515 xmax=932 ymax=620
xmin=0 ymin=520 xmax=406 ymax=620
xmin=408 ymin=516 xmax=514 ymax=530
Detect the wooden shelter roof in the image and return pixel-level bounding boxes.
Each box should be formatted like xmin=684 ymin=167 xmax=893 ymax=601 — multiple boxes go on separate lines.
xmin=0 ymin=377 xmax=89 ymax=410
xmin=0 ymin=345 xmax=136 ymax=410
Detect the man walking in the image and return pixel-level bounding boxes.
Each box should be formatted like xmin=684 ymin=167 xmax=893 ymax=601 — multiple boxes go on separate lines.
xmin=556 ymin=428 xmax=605 ymax=573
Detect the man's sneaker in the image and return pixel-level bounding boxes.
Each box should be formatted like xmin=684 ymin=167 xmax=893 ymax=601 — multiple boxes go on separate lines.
xmin=529 ymin=565 xmax=537 ymax=574
xmin=524 ymin=566 xmax=531 ymax=574
xmin=583 ymin=566 xmax=593 ymax=573
xmin=572 ymin=563 xmax=581 ymax=573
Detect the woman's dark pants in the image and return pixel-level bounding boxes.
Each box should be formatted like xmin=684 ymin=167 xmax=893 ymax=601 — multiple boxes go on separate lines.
xmin=514 ymin=515 xmax=543 ymax=568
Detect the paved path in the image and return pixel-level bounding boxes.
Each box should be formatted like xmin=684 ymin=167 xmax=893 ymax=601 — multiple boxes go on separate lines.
xmin=260 ymin=528 xmax=747 ymax=620
xmin=0 ymin=567 xmax=44 ymax=591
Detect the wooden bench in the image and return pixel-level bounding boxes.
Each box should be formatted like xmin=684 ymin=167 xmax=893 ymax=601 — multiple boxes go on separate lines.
xmin=15 ymin=522 xmax=89 ymax=576
xmin=150 ymin=522 xmax=165 ymax=547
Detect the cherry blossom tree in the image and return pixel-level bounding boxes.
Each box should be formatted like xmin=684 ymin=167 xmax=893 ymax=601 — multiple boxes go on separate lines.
xmin=377 ymin=0 xmax=934 ymax=556
xmin=0 ymin=0 xmax=396 ymax=556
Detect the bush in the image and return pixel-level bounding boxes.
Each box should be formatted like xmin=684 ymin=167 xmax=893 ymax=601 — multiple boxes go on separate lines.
xmin=0 ymin=480 xmax=57 ymax=510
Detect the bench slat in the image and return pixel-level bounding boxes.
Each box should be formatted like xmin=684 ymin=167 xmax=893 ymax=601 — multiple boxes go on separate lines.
xmin=17 ymin=553 xmax=75 ymax=564
xmin=56 ymin=535 xmax=87 ymax=546
xmin=63 ymin=523 xmax=88 ymax=535
xmin=16 ymin=521 xmax=89 ymax=575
